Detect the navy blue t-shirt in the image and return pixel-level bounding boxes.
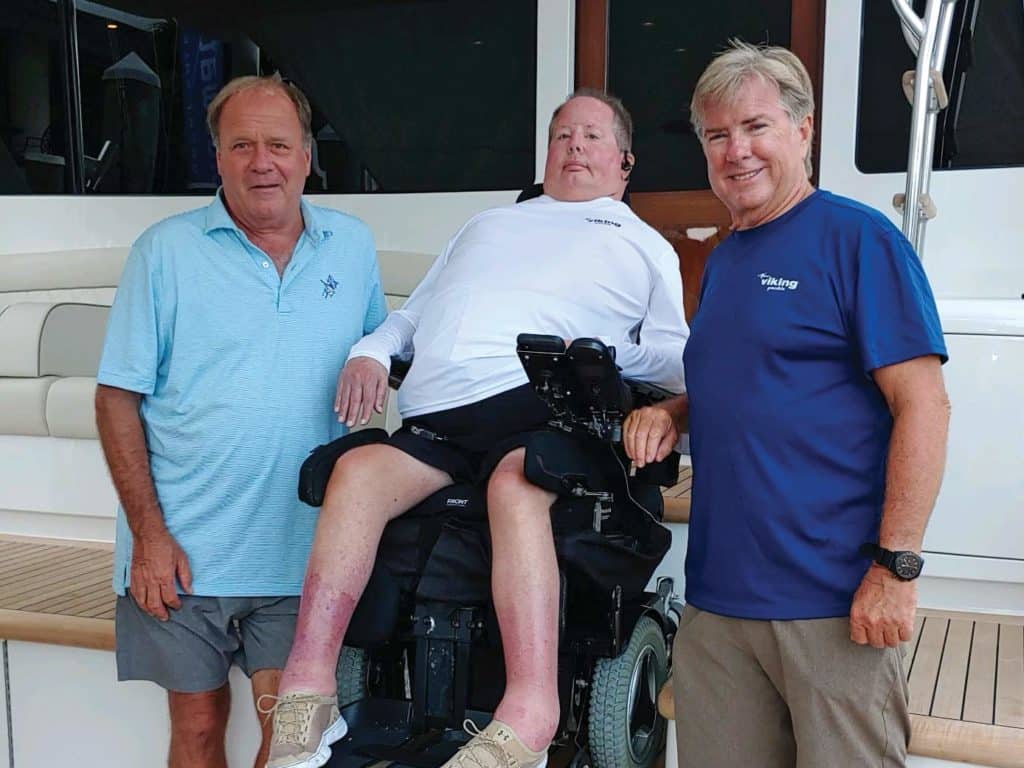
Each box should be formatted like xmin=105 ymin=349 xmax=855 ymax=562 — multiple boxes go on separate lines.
xmin=683 ymin=190 xmax=947 ymax=620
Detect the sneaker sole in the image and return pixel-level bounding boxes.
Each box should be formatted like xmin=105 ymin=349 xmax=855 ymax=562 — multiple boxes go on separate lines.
xmin=272 ymin=715 xmax=348 ymax=768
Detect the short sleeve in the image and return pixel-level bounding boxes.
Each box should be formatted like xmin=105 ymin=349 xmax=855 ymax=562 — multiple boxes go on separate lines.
xmin=852 ymin=227 xmax=948 ymax=373
xmin=96 ymin=241 xmax=166 ymax=395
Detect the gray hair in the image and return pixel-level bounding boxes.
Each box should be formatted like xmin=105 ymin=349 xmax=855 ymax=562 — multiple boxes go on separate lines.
xmin=690 ymin=41 xmax=815 ymax=177
xmin=548 ymin=87 xmax=633 ymax=151
xmin=206 ymin=73 xmax=313 ymax=149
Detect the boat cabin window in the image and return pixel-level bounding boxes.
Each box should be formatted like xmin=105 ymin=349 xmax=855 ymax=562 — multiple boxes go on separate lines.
xmin=606 ymin=0 xmax=792 ymax=193
xmin=856 ymin=0 xmax=1024 ymax=173
xmin=0 ymin=0 xmax=537 ymax=195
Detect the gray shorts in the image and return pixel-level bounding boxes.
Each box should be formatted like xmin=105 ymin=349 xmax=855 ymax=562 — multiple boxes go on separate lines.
xmin=115 ymin=594 xmax=299 ymax=693
xmin=672 ymin=604 xmax=910 ymax=768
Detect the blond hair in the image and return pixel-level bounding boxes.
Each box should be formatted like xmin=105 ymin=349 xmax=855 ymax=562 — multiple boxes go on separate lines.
xmin=691 ymin=41 xmax=815 ymax=177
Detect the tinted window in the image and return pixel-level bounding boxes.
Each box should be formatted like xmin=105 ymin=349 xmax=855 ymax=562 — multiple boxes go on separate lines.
xmin=857 ymin=0 xmax=1024 ymax=172
xmin=0 ymin=1 xmax=70 ymax=193
xmin=607 ymin=1 xmax=792 ymax=192
xmin=1 ymin=0 xmax=537 ymax=195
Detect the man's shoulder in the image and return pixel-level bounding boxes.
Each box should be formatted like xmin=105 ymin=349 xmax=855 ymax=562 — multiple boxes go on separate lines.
xmin=815 ymin=190 xmax=902 ymax=238
xmin=132 ymin=205 xmax=209 ymax=256
xmin=303 ymin=200 xmax=373 ymax=239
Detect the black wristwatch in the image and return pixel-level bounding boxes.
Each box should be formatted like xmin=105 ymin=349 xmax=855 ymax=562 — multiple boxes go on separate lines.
xmin=860 ymin=543 xmax=924 ymax=581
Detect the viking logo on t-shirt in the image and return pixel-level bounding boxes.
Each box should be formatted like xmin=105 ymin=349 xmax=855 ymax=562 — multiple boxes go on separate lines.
xmin=758 ymin=272 xmax=799 ymax=291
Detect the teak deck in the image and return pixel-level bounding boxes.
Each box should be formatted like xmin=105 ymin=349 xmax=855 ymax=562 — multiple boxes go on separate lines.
xmin=2 ymin=522 xmax=1022 ymax=766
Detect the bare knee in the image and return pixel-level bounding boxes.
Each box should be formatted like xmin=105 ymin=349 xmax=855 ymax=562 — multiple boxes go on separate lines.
xmin=168 ymin=687 xmax=229 ymax=751
xmin=487 ymin=449 xmax=554 ymax=519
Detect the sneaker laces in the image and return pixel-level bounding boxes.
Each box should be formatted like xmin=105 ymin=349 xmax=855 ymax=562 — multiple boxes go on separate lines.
xmin=256 ymin=694 xmax=315 ymax=747
xmin=453 ymin=720 xmax=520 ymax=768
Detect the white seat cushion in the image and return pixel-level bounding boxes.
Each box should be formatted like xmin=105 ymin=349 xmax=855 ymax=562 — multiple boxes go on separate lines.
xmin=0 ymin=376 xmax=56 ymax=435
xmin=46 ymin=377 xmax=99 ymax=439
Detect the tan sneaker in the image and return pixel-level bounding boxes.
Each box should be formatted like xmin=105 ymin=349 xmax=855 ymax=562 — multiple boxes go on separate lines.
xmin=441 ymin=719 xmax=548 ymax=768
xmin=259 ymin=692 xmax=348 ymax=768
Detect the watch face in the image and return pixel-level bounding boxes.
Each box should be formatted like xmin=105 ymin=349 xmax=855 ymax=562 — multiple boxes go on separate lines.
xmin=893 ymin=552 xmax=923 ymax=580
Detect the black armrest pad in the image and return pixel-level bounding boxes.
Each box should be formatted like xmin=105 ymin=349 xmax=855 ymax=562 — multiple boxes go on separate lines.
xmin=298 ymin=428 xmax=388 ymax=506
xmin=388 ymin=356 xmax=411 ymax=389
xmin=624 ymin=378 xmax=677 ymax=405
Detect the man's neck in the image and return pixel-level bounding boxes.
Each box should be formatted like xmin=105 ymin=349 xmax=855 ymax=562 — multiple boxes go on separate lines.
xmin=224 ymin=200 xmax=305 ymax=276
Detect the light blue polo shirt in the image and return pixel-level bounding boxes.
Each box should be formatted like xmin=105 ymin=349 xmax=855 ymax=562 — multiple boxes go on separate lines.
xmin=99 ymin=193 xmax=387 ymax=596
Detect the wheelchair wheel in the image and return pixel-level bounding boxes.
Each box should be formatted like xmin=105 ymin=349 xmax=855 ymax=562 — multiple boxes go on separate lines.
xmin=588 ymin=616 xmax=668 ymax=768
xmin=335 ymin=646 xmax=369 ymax=706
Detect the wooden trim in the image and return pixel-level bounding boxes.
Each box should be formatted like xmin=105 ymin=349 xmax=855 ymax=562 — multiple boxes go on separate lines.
xmin=0 ymin=608 xmax=114 ymax=651
xmin=631 ymin=190 xmax=732 ymax=231
xmin=790 ymin=0 xmax=827 ymax=185
xmin=662 ymin=496 xmax=691 ymax=525
xmin=909 ymin=715 xmax=1024 ymax=768
xmin=574 ymin=0 xmax=608 ymax=89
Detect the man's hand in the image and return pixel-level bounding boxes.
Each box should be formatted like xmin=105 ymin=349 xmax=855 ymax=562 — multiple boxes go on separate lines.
xmin=849 ymin=565 xmax=918 ymax=648
xmin=335 ymin=357 xmax=389 ymax=427
xmin=624 ymin=403 xmax=678 ymax=468
xmin=130 ymin=527 xmax=192 ymax=621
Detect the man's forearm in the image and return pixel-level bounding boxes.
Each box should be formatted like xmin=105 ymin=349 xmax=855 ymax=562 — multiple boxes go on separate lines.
xmin=657 ymin=394 xmax=689 ymax=434
xmin=95 ymin=385 xmax=166 ymax=539
xmin=878 ymin=397 xmax=950 ymax=551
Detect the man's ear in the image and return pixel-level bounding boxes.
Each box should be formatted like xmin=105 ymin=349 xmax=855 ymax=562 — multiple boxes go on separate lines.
xmin=621 ymin=150 xmax=635 ymax=177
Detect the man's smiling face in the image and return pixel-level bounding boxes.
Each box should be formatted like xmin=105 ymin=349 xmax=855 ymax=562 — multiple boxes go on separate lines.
xmin=700 ymin=76 xmax=812 ymax=229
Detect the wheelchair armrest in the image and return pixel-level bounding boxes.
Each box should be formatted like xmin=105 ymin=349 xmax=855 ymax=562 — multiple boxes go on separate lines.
xmin=623 ymin=377 xmax=677 ymax=406
xmin=388 ymin=356 xmax=411 ymax=389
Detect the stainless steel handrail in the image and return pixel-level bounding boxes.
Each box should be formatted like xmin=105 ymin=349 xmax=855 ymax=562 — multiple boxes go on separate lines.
xmin=891 ymin=0 xmax=958 ymax=259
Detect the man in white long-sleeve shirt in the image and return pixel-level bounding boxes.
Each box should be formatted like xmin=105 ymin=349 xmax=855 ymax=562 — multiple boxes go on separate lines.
xmin=265 ymin=89 xmax=688 ymax=768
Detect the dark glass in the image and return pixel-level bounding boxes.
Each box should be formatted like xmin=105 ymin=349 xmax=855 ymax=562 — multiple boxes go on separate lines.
xmin=3 ymin=0 xmax=537 ymax=194
xmin=856 ymin=0 xmax=1024 ymax=173
xmin=0 ymin=1 xmax=71 ymax=193
xmin=607 ymin=1 xmax=792 ymax=192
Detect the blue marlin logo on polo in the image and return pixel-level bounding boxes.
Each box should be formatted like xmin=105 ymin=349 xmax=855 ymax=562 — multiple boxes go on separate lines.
xmin=758 ymin=272 xmax=799 ymax=292
xmin=321 ymin=274 xmax=338 ymax=298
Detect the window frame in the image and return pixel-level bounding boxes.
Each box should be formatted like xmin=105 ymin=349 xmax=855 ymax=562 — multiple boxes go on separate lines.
xmin=574 ymin=0 xmax=826 ymax=231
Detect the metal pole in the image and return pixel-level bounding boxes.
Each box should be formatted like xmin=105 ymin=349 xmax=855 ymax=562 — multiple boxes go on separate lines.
xmin=914 ymin=0 xmax=958 ymax=255
xmin=901 ymin=0 xmax=943 ymax=249
xmin=3 ymin=641 xmax=13 ymax=768
xmin=57 ymin=0 xmax=85 ymax=194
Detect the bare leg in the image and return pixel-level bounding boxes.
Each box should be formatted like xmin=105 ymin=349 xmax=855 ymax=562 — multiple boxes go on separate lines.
xmin=167 ymin=685 xmax=230 ymax=768
xmin=279 ymin=444 xmax=451 ymax=694
xmin=487 ymin=448 xmax=561 ymax=751
xmin=250 ymin=669 xmax=281 ymax=768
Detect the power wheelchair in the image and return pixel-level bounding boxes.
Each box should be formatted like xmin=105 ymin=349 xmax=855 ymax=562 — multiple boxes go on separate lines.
xmin=299 ymin=335 xmax=682 ymax=768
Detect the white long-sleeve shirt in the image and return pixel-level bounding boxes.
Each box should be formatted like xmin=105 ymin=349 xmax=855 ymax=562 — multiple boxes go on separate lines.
xmin=349 ymin=195 xmax=688 ymax=418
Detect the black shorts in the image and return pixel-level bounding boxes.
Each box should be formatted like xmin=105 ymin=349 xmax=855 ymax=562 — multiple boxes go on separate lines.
xmin=387 ymin=384 xmax=552 ymax=485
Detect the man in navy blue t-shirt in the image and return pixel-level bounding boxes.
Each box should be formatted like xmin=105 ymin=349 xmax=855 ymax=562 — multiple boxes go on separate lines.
xmin=624 ymin=42 xmax=950 ymax=767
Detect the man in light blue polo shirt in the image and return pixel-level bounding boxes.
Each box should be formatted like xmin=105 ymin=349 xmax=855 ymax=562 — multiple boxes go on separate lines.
xmin=95 ymin=74 xmax=386 ymax=768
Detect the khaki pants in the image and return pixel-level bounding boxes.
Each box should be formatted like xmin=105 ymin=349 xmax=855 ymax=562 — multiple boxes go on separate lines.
xmin=673 ymin=604 xmax=910 ymax=768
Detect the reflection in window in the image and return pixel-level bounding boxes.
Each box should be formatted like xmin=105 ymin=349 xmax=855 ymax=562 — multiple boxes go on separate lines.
xmin=857 ymin=0 xmax=1024 ymax=173
xmin=1 ymin=0 xmax=537 ymax=195
xmin=0 ymin=1 xmax=69 ymax=193
xmin=607 ymin=1 xmax=791 ymax=192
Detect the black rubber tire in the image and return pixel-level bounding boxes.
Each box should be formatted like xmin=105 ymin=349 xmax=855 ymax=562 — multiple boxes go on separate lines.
xmin=588 ymin=616 xmax=669 ymax=768
xmin=335 ymin=645 xmax=369 ymax=707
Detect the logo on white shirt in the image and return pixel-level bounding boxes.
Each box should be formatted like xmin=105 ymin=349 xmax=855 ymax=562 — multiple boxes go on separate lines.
xmin=758 ymin=272 xmax=799 ymax=292
xmin=585 ymin=217 xmax=622 ymax=228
